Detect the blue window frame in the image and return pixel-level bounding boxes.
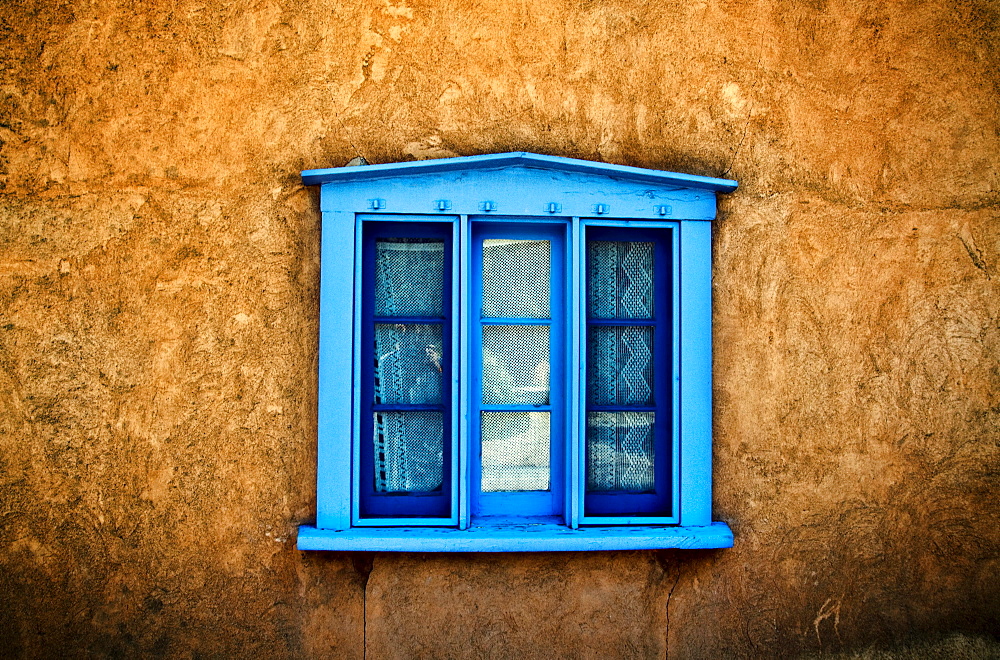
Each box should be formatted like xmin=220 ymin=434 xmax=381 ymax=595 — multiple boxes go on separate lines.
xmin=297 ymin=153 xmax=736 ymax=552
xmin=471 ymin=222 xmax=567 ymax=520
xmin=583 ymin=226 xmax=673 ymax=521
xmin=359 ymin=221 xmax=454 ymax=519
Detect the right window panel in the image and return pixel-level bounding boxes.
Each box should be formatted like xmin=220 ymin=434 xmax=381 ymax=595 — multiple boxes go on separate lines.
xmin=584 ymin=227 xmax=674 ymax=519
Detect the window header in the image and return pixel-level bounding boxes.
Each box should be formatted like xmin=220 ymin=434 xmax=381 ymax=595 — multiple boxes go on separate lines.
xmin=302 ymin=153 xmax=735 ymax=222
xmin=302 ymin=152 xmax=737 ymax=192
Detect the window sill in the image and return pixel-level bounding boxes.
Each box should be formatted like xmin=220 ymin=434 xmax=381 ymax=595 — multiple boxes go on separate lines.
xmin=296 ymin=521 xmax=733 ymax=552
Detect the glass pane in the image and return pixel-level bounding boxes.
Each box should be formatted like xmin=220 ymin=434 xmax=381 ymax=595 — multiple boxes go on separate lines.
xmin=482 ymin=239 xmax=550 ymax=318
xmin=588 ymin=241 xmax=654 ymax=319
xmin=481 ymin=411 xmax=550 ymax=492
xmin=374 ymin=324 xmax=443 ymax=404
xmin=373 ymin=411 xmax=443 ymax=493
xmin=375 ymin=239 xmax=445 ymax=317
xmin=586 ymin=412 xmax=655 ymax=492
xmin=482 ymin=325 xmax=549 ymax=405
xmin=587 ymin=326 xmax=653 ymax=405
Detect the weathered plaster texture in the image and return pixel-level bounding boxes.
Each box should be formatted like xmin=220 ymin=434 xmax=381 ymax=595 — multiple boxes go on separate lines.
xmin=1 ymin=0 xmax=998 ymax=657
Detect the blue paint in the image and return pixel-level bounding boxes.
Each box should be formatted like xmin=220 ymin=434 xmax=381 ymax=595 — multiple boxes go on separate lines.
xmin=316 ymin=211 xmax=355 ymax=531
xmin=319 ymin=170 xmax=722 ymax=220
xmin=358 ymin=220 xmax=454 ymax=521
xmin=297 ymin=521 xmax=734 ymax=552
xmin=303 ymin=152 xmax=738 ymax=192
xmin=568 ymin=216 xmax=582 ymax=529
xmin=678 ymin=220 xmax=714 ymax=527
xmin=458 ymin=215 xmax=471 ymax=530
xmin=450 ymin=220 xmax=461 ymax=527
xmin=469 ymin=221 xmax=567 ymax=519
xmin=350 ymin=215 xmax=364 ymax=526
xmin=303 ymin=153 xmax=735 ymax=551
xmin=581 ymin=225 xmax=674 ymax=522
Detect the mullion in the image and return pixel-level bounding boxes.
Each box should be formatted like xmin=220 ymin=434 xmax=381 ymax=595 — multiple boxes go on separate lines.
xmin=587 ymin=319 xmax=655 ymax=326
xmin=587 ymin=405 xmax=656 ymax=413
xmin=481 ymin=318 xmax=551 ymax=325
xmin=375 ymin=316 xmax=445 ymax=324
xmin=373 ymin=403 xmax=447 ymax=412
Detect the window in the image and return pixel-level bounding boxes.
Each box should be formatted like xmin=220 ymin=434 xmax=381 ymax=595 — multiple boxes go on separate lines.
xmin=297 ymin=153 xmax=736 ymax=551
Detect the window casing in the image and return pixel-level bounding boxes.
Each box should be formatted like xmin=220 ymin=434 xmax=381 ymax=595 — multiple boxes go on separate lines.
xmin=298 ymin=153 xmax=735 ymax=552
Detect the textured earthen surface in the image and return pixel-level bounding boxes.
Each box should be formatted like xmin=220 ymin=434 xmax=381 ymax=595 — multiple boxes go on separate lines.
xmin=1 ymin=0 xmax=998 ymax=657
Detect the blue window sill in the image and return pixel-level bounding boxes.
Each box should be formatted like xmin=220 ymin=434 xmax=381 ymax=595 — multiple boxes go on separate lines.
xmin=296 ymin=522 xmax=733 ymax=552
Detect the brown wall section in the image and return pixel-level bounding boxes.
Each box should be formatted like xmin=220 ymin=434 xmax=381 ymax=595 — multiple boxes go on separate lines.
xmin=1 ymin=0 xmax=998 ymax=657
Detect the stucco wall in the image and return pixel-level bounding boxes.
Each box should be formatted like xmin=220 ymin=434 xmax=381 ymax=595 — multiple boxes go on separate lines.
xmin=1 ymin=0 xmax=998 ymax=657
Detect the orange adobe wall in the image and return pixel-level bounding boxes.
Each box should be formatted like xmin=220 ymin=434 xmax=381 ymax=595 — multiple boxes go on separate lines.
xmin=1 ymin=0 xmax=998 ymax=657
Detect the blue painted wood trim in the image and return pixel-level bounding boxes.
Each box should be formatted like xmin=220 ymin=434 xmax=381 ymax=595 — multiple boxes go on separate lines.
xmin=678 ymin=220 xmax=713 ymax=527
xmin=297 ymin=522 xmax=733 ymax=552
xmin=458 ymin=215 xmax=471 ymax=529
xmin=303 ymin=152 xmax=738 ymax=192
xmin=316 ymin=211 xmax=355 ymax=531
xmin=569 ymin=216 xmax=582 ymax=529
xmin=357 ymin=220 xmax=455 ymax=520
xmin=469 ymin=221 xmax=567 ymax=519
xmin=450 ymin=220 xmax=461 ymax=526
xmin=350 ymin=214 xmax=364 ymax=526
xmin=318 ymin=174 xmax=719 ymax=221
xmin=581 ymin=225 xmax=674 ymax=520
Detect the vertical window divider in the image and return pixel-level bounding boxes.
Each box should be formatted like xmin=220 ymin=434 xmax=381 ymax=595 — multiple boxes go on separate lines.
xmin=350 ymin=213 xmax=365 ymax=527
xmin=449 ymin=218 xmax=461 ymax=527
xmin=458 ymin=214 xmax=471 ymax=530
xmin=317 ymin=210 xmax=354 ymax=532
xmin=568 ymin=217 xmax=582 ymax=529
xmin=678 ymin=220 xmax=713 ymax=526
xmin=670 ymin=225 xmax=682 ymax=523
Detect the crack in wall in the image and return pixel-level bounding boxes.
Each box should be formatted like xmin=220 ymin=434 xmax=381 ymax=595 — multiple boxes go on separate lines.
xmin=351 ymin=554 xmax=375 ymax=660
xmin=664 ymin=569 xmax=682 ymax=660
xmin=657 ymin=551 xmax=684 ymax=660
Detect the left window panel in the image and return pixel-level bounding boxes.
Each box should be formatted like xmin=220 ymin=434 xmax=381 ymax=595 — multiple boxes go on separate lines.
xmin=358 ymin=221 xmax=455 ymax=521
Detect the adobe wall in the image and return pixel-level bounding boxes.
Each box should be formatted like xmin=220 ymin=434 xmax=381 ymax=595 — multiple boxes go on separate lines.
xmin=1 ymin=0 xmax=997 ymax=657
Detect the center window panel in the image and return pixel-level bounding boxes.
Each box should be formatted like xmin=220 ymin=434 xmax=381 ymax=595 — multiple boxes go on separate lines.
xmin=471 ymin=223 xmax=566 ymax=520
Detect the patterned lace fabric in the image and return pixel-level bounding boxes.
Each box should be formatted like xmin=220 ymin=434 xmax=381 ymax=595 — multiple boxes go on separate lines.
xmin=480 ymin=238 xmax=553 ymax=492
xmin=372 ymin=239 xmax=445 ymax=493
xmin=480 ymin=411 xmax=550 ymax=492
xmin=587 ymin=241 xmax=657 ymax=493
xmin=588 ymin=241 xmax=653 ymax=319
xmin=482 ymin=239 xmax=550 ymax=318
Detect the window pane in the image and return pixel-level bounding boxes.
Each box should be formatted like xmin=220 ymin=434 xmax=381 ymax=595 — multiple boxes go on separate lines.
xmin=587 ymin=326 xmax=654 ymax=406
xmin=588 ymin=241 xmax=654 ymax=319
xmin=375 ymin=239 xmax=445 ymax=317
xmin=482 ymin=239 xmax=550 ymax=318
xmin=374 ymin=324 xmax=443 ymax=404
xmin=481 ymin=411 xmax=550 ymax=492
xmin=482 ymin=324 xmax=550 ymax=405
xmin=586 ymin=412 xmax=655 ymax=492
xmin=373 ymin=411 xmax=443 ymax=493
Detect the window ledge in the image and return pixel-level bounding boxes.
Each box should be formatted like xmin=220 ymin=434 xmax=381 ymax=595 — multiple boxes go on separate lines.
xmin=296 ymin=522 xmax=733 ymax=552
